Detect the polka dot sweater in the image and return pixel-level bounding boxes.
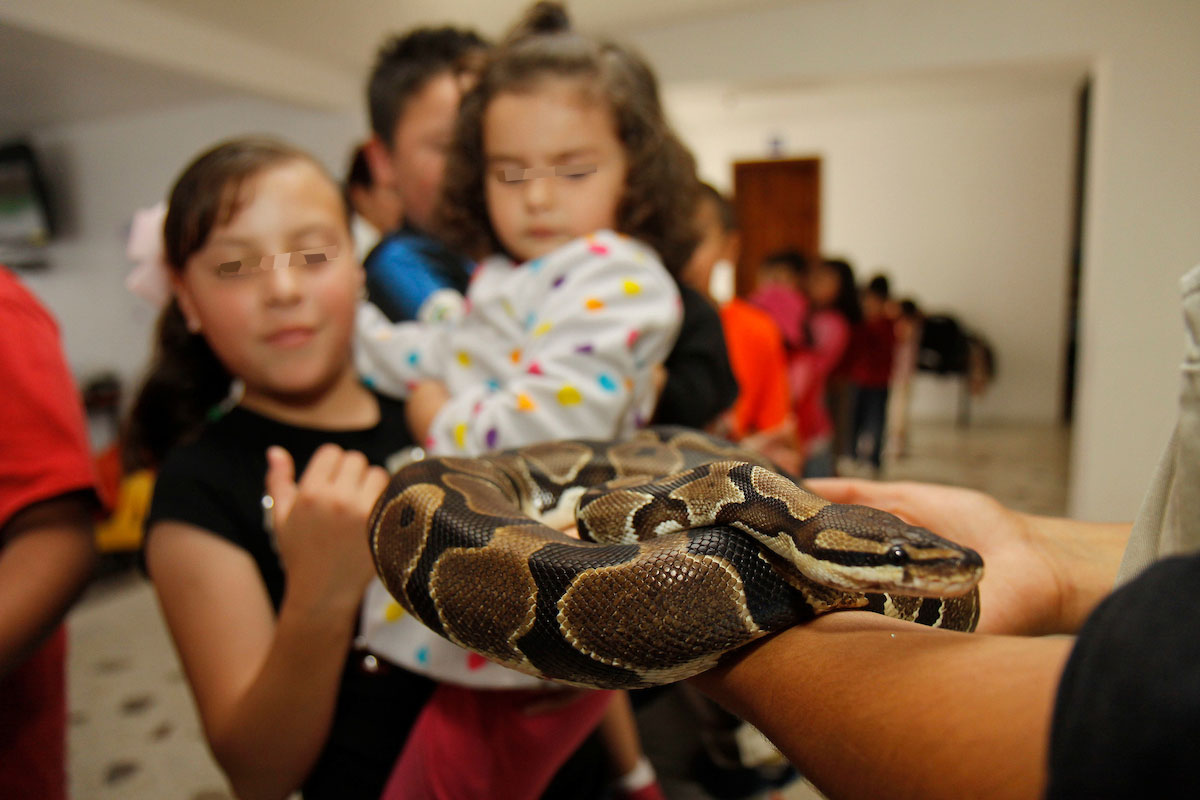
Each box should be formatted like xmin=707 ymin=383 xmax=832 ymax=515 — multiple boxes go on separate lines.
xmin=356 ymin=230 xmax=682 ymax=457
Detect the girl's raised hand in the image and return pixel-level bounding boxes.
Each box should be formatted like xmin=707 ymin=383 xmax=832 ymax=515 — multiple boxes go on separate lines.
xmin=265 ymin=444 xmax=389 ymax=610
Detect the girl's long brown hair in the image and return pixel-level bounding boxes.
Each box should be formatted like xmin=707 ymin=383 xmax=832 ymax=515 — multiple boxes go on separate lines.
xmin=434 ymin=1 xmax=700 ymax=276
xmin=124 ymin=137 xmax=331 ymax=468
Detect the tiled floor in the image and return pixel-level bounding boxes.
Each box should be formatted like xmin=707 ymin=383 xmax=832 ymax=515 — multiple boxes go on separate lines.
xmin=66 ymin=420 xmax=1070 ymax=800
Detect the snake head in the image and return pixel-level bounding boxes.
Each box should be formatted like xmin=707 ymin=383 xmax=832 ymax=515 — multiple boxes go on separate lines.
xmin=786 ymin=504 xmax=984 ymax=597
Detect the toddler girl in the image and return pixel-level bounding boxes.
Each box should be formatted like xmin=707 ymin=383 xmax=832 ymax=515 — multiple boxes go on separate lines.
xmin=355 ymin=26 xmax=697 ymax=456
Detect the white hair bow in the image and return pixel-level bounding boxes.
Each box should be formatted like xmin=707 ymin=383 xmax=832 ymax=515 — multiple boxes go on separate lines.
xmin=125 ymin=202 xmax=170 ymax=309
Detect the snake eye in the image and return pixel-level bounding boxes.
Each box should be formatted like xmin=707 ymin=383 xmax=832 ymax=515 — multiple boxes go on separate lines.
xmin=886 ymin=545 xmax=909 ymax=566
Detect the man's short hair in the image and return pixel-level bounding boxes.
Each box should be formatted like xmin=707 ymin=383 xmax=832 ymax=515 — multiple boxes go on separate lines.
xmin=367 ymin=27 xmax=489 ymax=146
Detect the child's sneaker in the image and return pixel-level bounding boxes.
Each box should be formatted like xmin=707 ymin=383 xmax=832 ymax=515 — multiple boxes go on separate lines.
xmin=613 ymin=756 xmax=664 ymax=800
xmin=613 ymin=782 xmax=666 ymax=800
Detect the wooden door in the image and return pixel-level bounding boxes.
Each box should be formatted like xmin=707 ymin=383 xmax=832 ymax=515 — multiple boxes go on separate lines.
xmin=732 ymin=158 xmax=821 ymax=297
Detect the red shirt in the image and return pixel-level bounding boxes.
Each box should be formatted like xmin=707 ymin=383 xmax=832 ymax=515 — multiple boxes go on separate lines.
xmin=847 ymin=315 xmax=897 ymax=389
xmin=0 ymin=267 xmax=96 ymax=800
xmin=0 ymin=270 xmax=95 ymax=528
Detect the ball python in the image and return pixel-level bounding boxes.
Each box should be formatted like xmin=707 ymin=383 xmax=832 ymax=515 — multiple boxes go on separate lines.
xmin=368 ymin=427 xmax=983 ymax=690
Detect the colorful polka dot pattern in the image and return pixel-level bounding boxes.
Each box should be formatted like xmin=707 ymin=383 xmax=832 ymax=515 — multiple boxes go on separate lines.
xmin=357 ymin=231 xmax=679 ymax=462
xmin=557 ymin=385 xmax=583 ymax=406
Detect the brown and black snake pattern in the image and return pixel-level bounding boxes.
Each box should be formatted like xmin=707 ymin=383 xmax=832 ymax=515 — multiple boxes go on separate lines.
xmin=368 ymin=427 xmax=983 ymax=690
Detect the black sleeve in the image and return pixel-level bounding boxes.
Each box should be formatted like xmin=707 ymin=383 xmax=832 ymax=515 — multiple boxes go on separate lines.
xmin=143 ymin=440 xmax=285 ymax=604
xmin=1046 ymin=552 xmax=1200 ymax=798
xmin=653 ymin=285 xmax=738 ymax=429
xmin=146 ymin=444 xmax=253 ymax=544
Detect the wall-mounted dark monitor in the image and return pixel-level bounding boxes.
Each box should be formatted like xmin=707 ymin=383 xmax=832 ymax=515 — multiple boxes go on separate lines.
xmin=0 ymin=140 xmax=54 ymax=269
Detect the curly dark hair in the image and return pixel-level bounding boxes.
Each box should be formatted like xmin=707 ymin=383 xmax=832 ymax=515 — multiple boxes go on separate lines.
xmin=434 ymin=2 xmax=699 ymax=276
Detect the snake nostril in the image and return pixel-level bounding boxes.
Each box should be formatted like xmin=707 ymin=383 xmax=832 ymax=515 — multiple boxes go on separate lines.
xmin=886 ymin=545 xmax=909 ymax=566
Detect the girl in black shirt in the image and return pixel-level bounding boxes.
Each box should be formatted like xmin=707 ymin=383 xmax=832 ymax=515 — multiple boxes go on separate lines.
xmin=128 ymin=137 xmax=435 ymax=799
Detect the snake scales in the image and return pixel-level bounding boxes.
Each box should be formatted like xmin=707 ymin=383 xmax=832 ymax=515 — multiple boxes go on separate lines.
xmin=368 ymin=427 xmax=983 ymax=690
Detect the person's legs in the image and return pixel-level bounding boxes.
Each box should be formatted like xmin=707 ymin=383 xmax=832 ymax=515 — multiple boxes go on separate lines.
xmin=382 ymin=684 xmax=614 ymax=799
xmin=802 ymin=438 xmax=835 ymax=479
xmin=847 ymin=383 xmax=868 ymax=462
xmin=864 ymin=387 xmax=890 ymax=471
xmin=0 ymin=627 xmax=67 ymax=800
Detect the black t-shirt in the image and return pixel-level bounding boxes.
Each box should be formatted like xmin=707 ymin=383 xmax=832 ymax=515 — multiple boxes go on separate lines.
xmin=1047 ymin=552 xmax=1200 ymax=797
xmin=146 ymin=394 xmax=436 ymax=799
xmin=654 ymin=283 xmax=738 ymax=429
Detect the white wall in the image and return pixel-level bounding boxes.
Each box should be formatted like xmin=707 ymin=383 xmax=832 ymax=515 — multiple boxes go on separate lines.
xmin=14 ymin=97 xmax=361 ymax=417
xmin=627 ymin=0 xmax=1200 ymax=521
xmin=666 ymin=75 xmax=1078 ymax=423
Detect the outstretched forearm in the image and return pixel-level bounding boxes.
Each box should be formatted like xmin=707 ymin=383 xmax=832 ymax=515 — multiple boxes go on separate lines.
xmin=207 ymin=587 xmax=361 ymax=800
xmin=691 ymin=612 xmax=1072 ymax=800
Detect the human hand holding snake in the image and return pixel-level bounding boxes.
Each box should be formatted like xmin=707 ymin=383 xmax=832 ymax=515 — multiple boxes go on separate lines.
xmin=368 ymin=428 xmax=986 ymax=689
xmin=806 ymin=477 xmax=1131 ymax=636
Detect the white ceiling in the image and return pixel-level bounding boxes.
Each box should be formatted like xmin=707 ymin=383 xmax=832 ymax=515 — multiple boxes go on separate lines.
xmin=133 ymin=0 xmax=795 ymax=72
xmin=0 ymin=22 xmax=247 ymax=132
xmin=0 ymin=0 xmax=797 ymax=132
xmin=0 ymin=0 xmax=1085 ymax=135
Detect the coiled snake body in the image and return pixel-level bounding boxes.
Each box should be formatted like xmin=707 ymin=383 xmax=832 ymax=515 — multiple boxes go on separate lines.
xmin=369 ymin=427 xmax=983 ymax=690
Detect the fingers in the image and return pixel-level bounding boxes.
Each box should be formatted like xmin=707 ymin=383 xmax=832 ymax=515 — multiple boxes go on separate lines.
xmin=804 ymin=477 xmax=946 ymax=527
xmin=295 ymin=443 xmax=388 ymax=518
xmin=265 ymin=445 xmax=298 ymax=529
xmin=804 ymin=477 xmax=891 ymax=505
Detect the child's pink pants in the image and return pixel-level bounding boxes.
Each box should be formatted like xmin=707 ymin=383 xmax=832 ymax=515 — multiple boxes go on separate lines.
xmin=381 ymin=682 xmax=614 ymax=799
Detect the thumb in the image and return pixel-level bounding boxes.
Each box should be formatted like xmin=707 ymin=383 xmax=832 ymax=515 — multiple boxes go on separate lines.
xmin=264 ymin=446 xmax=298 ymax=531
